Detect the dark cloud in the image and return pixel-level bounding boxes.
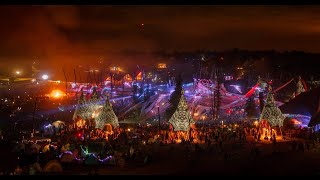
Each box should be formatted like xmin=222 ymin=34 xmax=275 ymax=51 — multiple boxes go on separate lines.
xmin=0 ymin=5 xmax=320 ymax=78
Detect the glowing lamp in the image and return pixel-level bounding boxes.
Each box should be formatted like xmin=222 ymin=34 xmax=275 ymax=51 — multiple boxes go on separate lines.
xmin=42 ymin=74 xmax=49 ymax=80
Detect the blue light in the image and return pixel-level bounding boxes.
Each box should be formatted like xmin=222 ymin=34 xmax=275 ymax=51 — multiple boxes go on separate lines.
xmin=183 ymin=83 xmax=193 ymax=87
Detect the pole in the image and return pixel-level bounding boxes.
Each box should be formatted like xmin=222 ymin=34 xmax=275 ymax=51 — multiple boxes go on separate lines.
xmin=110 ymin=72 xmax=113 ymax=98
xmin=63 ymin=68 xmax=68 ymax=95
xmin=189 ymin=115 xmax=191 ymax=141
xmin=32 ymin=97 xmax=38 ymax=135
xmin=158 ymin=106 xmax=161 ymax=135
xmin=14 ymin=122 xmax=17 ymax=133
xmin=100 ymin=70 xmax=103 ymax=87
xmin=211 ymin=86 xmax=214 ymax=122
xmin=73 ymin=68 xmax=77 ymax=85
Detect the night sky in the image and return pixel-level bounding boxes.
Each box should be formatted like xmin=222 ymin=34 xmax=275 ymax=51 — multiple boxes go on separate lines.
xmin=0 ymin=5 xmax=319 ymax=74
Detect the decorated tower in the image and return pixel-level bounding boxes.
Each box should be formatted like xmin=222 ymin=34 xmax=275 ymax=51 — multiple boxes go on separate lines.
xmin=88 ymin=87 xmax=100 ymax=119
xmin=95 ymin=94 xmax=119 ymax=130
xmin=73 ymin=89 xmax=92 ymax=121
xmin=169 ymin=89 xmax=195 ymax=131
xmin=259 ymin=86 xmax=285 ymax=127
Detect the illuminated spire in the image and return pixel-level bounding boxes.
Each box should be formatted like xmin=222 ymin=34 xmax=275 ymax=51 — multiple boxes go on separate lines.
xmin=88 ymin=87 xmax=100 ymax=118
xmin=73 ymin=89 xmax=91 ymax=121
xmin=95 ymin=94 xmax=119 ymax=129
xmin=259 ymin=86 xmax=284 ymax=127
xmin=79 ymin=88 xmax=86 ymax=104
xmin=169 ymin=89 xmax=195 ymax=131
xmin=91 ymin=87 xmax=99 ymax=100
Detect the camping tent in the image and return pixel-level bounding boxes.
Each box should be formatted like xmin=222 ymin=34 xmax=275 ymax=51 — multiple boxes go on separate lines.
xmin=52 ymin=120 xmax=65 ymax=128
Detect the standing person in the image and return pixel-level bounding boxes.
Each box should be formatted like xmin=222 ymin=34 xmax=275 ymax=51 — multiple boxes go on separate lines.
xmin=207 ymin=138 xmax=211 ymax=150
xmin=292 ymin=140 xmax=297 ymax=151
xmin=219 ymin=139 xmax=223 ymax=152
xmin=306 ymin=142 xmax=310 ymax=151
xmin=258 ymin=133 xmax=261 ymax=142
xmin=254 ymin=131 xmax=257 ymax=140
xmin=298 ymin=142 xmax=304 ymax=152
xmin=272 ymin=134 xmax=277 ymax=152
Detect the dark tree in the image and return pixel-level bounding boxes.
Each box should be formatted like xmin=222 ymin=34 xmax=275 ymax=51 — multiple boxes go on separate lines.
xmin=245 ymin=95 xmax=258 ymax=119
xmin=166 ymin=74 xmax=183 ymax=120
xmin=214 ymin=77 xmax=221 ymax=120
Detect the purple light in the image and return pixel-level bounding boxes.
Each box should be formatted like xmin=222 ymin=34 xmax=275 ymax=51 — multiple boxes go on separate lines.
xmin=230 ymin=85 xmax=242 ymax=93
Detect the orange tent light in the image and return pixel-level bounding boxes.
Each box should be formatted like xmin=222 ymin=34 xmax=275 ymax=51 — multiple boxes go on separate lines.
xmin=291 ymin=119 xmax=302 ymax=125
xmin=49 ymin=89 xmax=65 ymax=99
xmin=136 ymin=72 xmax=142 ymax=80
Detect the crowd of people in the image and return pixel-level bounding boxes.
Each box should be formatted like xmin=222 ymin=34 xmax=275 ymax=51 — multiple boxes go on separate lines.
xmin=0 ymin=121 xmax=254 ymax=175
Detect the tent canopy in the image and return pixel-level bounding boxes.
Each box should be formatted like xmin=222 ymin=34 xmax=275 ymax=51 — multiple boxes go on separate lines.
xmin=280 ymin=86 xmax=320 ymax=126
xmin=52 ymin=120 xmax=65 ymax=128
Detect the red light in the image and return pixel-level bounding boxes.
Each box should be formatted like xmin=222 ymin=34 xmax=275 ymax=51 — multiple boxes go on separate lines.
xmin=78 ymin=133 xmax=81 ymax=137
